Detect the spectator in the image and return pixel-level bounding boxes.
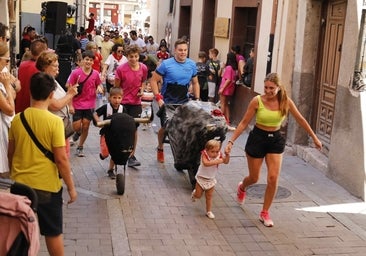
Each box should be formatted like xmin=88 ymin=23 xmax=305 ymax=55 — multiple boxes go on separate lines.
xmin=206 ymin=48 xmax=221 ymax=103
xmin=218 ymin=52 xmax=237 ymax=130
xmin=123 ymin=32 xmax=130 ymax=45
xmin=0 ymin=42 xmax=15 ymax=178
xmin=86 ymin=41 xmax=103 ymax=72
xmin=85 ymin=13 xmax=95 ymax=34
xmin=0 ymin=22 xmax=21 ymax=93
xmin=8 ymin=72 xmax=77 ymax=255
xmin=36 ymin=51 xmax=78 ymax=157
xmin=156 ymin=44 xmax=170 ymax=62
xmin=129 ymin=30 xmax=146 ymax=54
xmin=146 ymin=36 xmax=159 ymax=55
xmin=230 ymin=45 xmax=246 ymax=85
xmin=19 ymin=26 xmax=36 ymax=62
xmin=196 ymin=51 xmax=209 ymax=102
xmin=16 ymin=38 xmax=48 ymax=113
xmin=100 ymin=32 xmax=114 ymax=63
xmin=101 ymin=43 xmax=127 ymax=93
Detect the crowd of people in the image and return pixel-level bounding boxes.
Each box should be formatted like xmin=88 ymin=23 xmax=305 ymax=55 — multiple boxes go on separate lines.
xmin=0 ymin=16 xmax=324 ymax=254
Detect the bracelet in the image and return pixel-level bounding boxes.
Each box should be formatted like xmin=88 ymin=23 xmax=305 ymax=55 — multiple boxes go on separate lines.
xmin=228 ymin=140 xmax=234 ymax=145
xmin=155 ymin=94 xmax=163 ymax=101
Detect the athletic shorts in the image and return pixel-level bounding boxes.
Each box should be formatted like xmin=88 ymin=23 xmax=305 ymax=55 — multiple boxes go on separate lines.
xmin=36 ymin=188 xmax=63 ymax=236
xmin=73 ymin=109 xmax=94 ymax=122
xmin=245 ymin=126 xmax=286 ymax=158
xmin=156 ymin=104 xmax=180 ymax=128
xmin=122 ymin=104 xmax=142 ymax=128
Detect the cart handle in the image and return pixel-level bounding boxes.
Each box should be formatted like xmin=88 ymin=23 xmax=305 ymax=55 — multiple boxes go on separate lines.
xmin=96 ymin=117 xmax=151 ymax=127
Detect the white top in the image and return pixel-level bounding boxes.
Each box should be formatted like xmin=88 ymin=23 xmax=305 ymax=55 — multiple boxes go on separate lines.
xmin=104 ymin=54 xmax=128 ymax=80
xmin=195 ymin=150 xmax=222 ymax=179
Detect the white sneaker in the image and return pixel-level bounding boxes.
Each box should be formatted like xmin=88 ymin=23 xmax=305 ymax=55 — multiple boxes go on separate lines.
xmin=206 ymin=211 xmax=215 ymax=219
xmin=227 ymin=125 xmax=236 ymax=131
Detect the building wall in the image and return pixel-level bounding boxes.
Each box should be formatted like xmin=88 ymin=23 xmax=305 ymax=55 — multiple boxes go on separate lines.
xmin=328 ymin=0 xmax=366 ymax=199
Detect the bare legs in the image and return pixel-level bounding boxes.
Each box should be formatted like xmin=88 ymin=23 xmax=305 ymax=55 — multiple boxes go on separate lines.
xmin=45 ymin=235 xmax=64 ymax=256
xmin=192 ymin=183 xmax=215 ymax=213
xmin=240 ymin=153 xmax=282 ymax=212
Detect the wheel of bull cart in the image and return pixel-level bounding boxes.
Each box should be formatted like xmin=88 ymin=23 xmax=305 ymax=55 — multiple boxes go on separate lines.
xmin=116 ymin=173 xmax=125 ymax=195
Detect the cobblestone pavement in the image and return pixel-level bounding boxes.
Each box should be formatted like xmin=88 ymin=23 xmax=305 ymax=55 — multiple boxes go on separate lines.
xmin=36 ymin=118 xmax=366 ymax=256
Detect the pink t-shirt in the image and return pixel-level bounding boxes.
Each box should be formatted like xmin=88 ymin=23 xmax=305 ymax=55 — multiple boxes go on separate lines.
xmin=68 ymin=68 xmax=102 ymax=109
xmin=114 ymin=62 xmax=148 ymax=105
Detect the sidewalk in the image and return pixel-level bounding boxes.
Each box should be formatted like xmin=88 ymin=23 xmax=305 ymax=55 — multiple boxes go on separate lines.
xmin=38 ymin=120 xmax=366 ymax=256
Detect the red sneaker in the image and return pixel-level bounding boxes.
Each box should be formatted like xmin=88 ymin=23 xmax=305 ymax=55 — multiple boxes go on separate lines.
xmin=259 ymin=211 xmax=274 ymax=227
xmin=237 ymin=181 xmax=246 ymax=204
xmin=157 ymin=148 xmax=164 ymax=163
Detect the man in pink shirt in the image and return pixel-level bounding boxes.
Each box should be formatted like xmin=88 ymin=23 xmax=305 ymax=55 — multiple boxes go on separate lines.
xmin=114 ymin=45 xmax=148 ymax=167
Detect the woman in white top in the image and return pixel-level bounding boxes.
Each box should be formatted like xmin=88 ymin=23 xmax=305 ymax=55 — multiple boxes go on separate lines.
xmin=0 ymin=42 xmax=15 ymax=178
xmin=36 ymin=51 xmax=78 ymax=156
xmin=101 ymin=43 xmax=128 ymax=93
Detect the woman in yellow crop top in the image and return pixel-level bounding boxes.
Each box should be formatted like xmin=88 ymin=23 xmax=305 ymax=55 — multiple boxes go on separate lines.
xmin=225 ymin=73 xmax=322 ymax=227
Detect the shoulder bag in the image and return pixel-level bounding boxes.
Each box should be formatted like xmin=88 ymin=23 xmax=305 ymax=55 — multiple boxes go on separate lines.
xmin=20 ymin=112 xmax=54 ymax=162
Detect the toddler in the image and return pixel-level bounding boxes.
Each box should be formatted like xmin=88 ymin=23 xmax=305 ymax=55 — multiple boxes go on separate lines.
xmin=191 ymin=139 xmax=230 ymax=219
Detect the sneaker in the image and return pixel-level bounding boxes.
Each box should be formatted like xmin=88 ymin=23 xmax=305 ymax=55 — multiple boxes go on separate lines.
xmin=70 ymin=132 xmax=80 ymax=146
xmin=259 ymin=211 xmax=274 ymax=227
xmin=206 ymin=211 xmax=215 ymax=219
xmin=128 ymin=155 xmax=141 ymax=167
xmin=107 ymin=169 xmax=116 ymax=179
xmin=236 ymin=80 xmax=244 ymax=85
xmin=157 ymin=148 xmax=164 ymax=163
xmin=237 ymin=181 xmax=246 ymax=204
xmin=191 ymin=189 xmax=196 ymax=202
xmin=76 ymin=146 xmax=85 ymax=157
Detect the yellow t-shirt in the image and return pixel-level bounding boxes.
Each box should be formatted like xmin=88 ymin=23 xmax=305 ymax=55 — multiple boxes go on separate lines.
xmin=9 ymin=108 xmax=65 ymax=192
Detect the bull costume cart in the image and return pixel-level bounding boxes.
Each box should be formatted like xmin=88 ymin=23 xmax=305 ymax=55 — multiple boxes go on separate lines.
xmin=164 ymin=101 xmax=228 ymax=188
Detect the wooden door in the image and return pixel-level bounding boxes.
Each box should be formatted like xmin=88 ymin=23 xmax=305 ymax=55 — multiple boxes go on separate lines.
xmin=315 ymin=0 xmax=347 ymax=147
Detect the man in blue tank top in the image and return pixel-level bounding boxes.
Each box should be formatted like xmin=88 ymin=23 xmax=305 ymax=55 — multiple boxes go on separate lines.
xmin=150 ymin=39 xmax=200 ymax=163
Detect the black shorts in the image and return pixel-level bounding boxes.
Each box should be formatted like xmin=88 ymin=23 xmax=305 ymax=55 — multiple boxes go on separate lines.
xmin=156 ymin=104 xmax=180 ymax=128
xmin=73 ymin=109 xmax=94 ymax=122
xmin=245 ymin=126 xmax=286 ymax=158
xmin=122 ymin=104 xmax=142 ymax=127
xmin=36 ymin=188 xmax=63 ymax=236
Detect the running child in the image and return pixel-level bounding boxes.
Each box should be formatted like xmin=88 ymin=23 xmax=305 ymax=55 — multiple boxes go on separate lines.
xmin=191 ymin=139 xmax=230 ymax=219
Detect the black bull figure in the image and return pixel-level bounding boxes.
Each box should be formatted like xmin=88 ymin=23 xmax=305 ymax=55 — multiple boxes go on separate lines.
xmin=165 ymin=101 xmax=228 ymax=187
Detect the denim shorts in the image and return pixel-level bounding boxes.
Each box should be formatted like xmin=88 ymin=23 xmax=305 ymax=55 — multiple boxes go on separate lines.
xmin=245 ymin=126 xmax=286 ymax=158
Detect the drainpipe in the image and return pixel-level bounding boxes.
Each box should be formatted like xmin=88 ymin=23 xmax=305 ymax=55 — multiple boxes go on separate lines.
xmin=267 ymin=0 xmax=278 ymax=74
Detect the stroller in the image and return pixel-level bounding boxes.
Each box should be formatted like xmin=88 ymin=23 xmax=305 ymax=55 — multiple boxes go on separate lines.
xmin=0 ymin=178 xmax=40 ymax=256
xmin=165 ymin=101 xmax=228 ymax=188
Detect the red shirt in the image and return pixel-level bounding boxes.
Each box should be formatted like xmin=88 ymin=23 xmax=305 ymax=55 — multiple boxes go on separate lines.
xmin=86 ymin=18 xmax=95 ymax=34
xmin=157 ymin=51 xmax=169 ymax=60
xmin=16 ymin=60 xmax=39 ymax=113
xmin=92 ymin=52 xmax=103 ymax=72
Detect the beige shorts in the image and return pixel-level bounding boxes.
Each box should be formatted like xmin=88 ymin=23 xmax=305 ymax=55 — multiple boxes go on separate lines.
xmin=196 ymin=176 xmax=217 ymax=190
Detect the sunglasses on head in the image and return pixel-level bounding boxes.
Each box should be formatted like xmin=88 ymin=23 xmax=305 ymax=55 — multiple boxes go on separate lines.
xmin=0 ymin=57 xmax=10 ymax=63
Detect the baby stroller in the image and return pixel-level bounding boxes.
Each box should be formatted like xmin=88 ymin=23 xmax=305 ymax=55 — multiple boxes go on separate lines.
xmin=165 ymin=101 xmax=228 ymax=188
xmin=0 ymin=178 xmax=40 ymax=256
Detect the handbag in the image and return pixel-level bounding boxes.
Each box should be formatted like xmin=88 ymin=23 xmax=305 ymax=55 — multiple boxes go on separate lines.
xmin=20 ymin=112 xmax=55 ymax=162
xmin=63 ymin=115 xmax=74 ymax=138
xmin=76 ymin=70 xmax=93 ymax=96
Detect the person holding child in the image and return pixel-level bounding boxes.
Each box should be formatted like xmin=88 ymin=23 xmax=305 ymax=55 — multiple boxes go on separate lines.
xmin=191 ymin=139 xmax=230 ymax=219
xmin=225 ymin=72 xmax=322 ymax=227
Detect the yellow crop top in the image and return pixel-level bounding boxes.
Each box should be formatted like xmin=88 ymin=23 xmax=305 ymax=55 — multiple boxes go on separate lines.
xmin=255 ymin=95 xmax=285 ymax=127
